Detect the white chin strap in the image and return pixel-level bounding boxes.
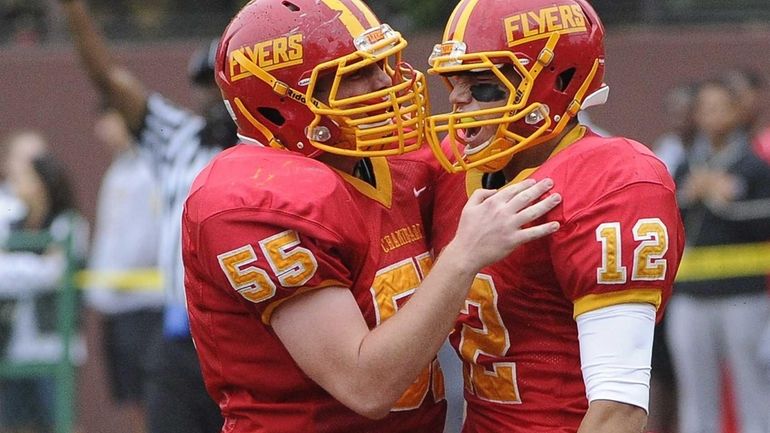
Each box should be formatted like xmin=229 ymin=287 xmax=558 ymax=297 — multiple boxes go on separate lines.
xmin=462 ymin=135 xmax=494 ymax=156
xmin=237 ymin=134 xmax=265 ymax=147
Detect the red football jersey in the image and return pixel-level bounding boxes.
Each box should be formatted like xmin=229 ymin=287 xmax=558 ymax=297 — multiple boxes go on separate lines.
xmin=431 ymin=126 xmax=685 ymax=433
xmin=183 ymin=144 xmax=446 ymax=433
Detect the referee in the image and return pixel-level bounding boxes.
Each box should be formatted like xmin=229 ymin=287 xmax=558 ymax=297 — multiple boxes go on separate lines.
xmin=60 ymin=1 xmax=236 ymax=432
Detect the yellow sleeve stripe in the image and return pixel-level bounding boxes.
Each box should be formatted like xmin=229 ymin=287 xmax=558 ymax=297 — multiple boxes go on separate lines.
xmin=573 ymin=288 xmax=662 ymax=319
xmin=262 ymin=279 xmax=348 ymax=324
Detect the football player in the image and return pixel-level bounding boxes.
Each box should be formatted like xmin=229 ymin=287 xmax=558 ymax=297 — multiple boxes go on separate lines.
xmin=182 ymin=1 xmax=562 ymax=432
xmin=425 ymin=0 xmax=685 ymax=432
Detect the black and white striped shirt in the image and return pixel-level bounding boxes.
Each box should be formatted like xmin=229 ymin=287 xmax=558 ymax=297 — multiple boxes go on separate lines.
xmin=138 ymin=94 xmax=222 ymax=316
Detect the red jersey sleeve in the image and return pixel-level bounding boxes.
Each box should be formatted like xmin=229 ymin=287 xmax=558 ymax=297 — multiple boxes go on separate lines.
xmin=549 ymin=182 xmax=684 ymax=320
xmin=193 ymin=208 xmax=357 ymax=324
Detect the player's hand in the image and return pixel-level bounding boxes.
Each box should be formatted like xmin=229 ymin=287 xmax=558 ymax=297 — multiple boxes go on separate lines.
xmin=446 ymin=178 xmax=561 ymax=272
xmin=681 ymin=167 xmax=711 ymax=203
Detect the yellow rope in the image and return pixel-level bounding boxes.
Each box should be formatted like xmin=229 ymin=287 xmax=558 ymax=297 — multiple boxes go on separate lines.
xmin=75 ymin=269 xmax=162 ymax=292
xmin=675 ymin=242 xmax=770 ymax=282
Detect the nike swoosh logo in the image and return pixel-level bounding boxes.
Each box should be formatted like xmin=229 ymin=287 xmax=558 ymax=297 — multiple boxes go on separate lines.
xmin=413 ymin=186 xmax=427 ymax=197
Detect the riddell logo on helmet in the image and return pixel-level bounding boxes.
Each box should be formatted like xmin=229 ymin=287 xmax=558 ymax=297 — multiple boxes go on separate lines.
xmin=439 ymin=43 xmax=454 ymax=55
xmin=230 ymin=34 xmax=304 ymax=82
xmin=365 ymin=28 xmax=385 ymax=44
xmin=286 ymin=87 xmax=320 ymax=108
xmin=504 ymin=5 xmax=587 ymax=47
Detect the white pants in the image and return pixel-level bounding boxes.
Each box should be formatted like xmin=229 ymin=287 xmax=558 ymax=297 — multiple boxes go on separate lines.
xmin=666 ymin=293 xmax=770 ymax=433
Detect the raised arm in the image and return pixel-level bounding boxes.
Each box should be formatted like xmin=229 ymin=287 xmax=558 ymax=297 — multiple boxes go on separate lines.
xmin=59 ymin=0 xmax=148 ymax=132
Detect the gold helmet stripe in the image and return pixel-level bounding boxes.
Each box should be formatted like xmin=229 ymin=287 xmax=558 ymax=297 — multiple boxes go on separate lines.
xmin=320 ymin=0 xmax=370 ymax=37
xmin=443 ymin=0 xmax=473 ymax=41
xmin=348 ymin=0 xmax=381 ymax=28
xmin=452 ymin=0 xmax=481 ymax=42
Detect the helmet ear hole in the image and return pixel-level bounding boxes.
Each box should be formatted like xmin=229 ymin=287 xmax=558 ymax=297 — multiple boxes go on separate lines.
xmin=556 ymin=68 xmax=576 ymax=92
xmin=258 ymin=107 xmax=286 ymax=126
xmin=282 ymin=1 xmax=300 ymax=12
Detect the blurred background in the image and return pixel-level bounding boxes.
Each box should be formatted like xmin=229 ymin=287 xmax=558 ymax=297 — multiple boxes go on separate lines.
xmin=1 ymin=1 xmax=769 ymax=433
xmin=1 ymin=0 xmax=769 ymax=223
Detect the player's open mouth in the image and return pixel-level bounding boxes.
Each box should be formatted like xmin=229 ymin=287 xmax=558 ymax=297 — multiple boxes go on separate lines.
xmin=457 ymin=116 xmax=484 ymax=147
xmin=463 ymin=126 xmax=482 ymax=142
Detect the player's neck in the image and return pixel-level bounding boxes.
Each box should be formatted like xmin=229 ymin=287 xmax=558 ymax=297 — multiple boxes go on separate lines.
xmin=502 ymin=121 xmax=577 ymax=181
xmin=501 ymin=138 xmax=560 ymax=181
xmin=317 ymin=152 xmax=361 ymax=176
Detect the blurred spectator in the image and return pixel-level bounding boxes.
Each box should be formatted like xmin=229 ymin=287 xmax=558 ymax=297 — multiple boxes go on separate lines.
xmin=667 ymin=78 xmax=770 ymax=433
xmin=0 ymin=131 xmax=47 ymax=237
xmin=653 ymin=83 xmax=698 ymax=175
xmin=721 ymin=68 xmax=770 ymax=164
xmin=728 ymin=70 xmax=770 ymax=430
xmin=0 ymin=0 xmax=47 ymax=45
xmin=0 ymin=131 xmax=49 ymax=359
xmin=83 ymin=107 xmax=163 ymax=433
xmin=0 ymin=132 xmax=88 ymax=433
xmin=648 ymin=82 xmax=699 ymax=433
xmin=60 ymin=0 xmax=237 ymax=431
xmin=721 ymin=68 xmax=764 ymax=134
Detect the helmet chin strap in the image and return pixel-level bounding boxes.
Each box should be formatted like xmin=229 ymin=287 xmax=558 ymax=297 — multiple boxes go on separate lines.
xmin=467 ymin=135 xmax=516 ymax=172
xmin=477 ymin=139 xmax=516 ymax=172
xmin=463 ymin=135 xmax=493 ymax=156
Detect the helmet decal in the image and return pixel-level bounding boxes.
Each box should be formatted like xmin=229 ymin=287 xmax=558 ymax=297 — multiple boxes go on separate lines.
xmin=503 ymin=5 xmax=588 ymax=47
xmin=228 ymin=34 xmax=304 ymax=82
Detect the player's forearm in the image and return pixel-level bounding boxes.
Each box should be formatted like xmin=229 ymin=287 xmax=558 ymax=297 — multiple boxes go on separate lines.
xmin=61 ymin=0 xmax=116 ymax=93
xmin=352 ymin=243 xmax=478 ymax=416
xmin=61 ymin=0 xmax=148 ymax=131
xmin=349 ymin=185 xmax=559 ymax=416
xmin=577 ymin=400 xmax=647 ymax=433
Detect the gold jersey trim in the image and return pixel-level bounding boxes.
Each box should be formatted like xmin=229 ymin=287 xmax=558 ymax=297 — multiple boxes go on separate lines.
xmin=573 ymin=288 xmax=662 ymax=319
xmin=335 ymin=157 xmax=393 ymax=208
